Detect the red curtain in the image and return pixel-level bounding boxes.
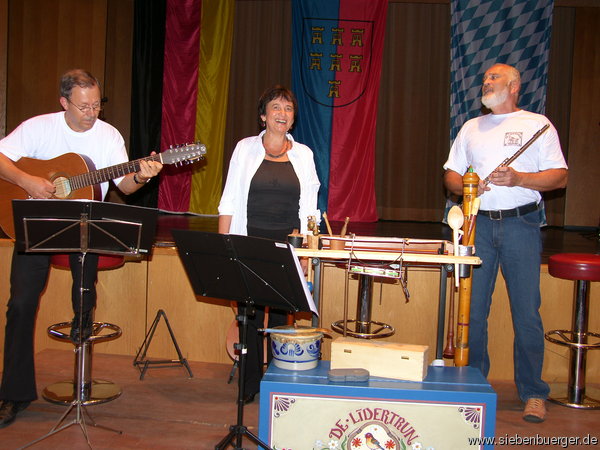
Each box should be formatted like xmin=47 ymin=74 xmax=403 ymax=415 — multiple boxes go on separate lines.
xmin=157 ymin=0 xmax=201 ymax=212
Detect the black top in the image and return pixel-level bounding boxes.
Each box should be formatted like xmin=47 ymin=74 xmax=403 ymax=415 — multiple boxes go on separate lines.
xmin=247 ymin=159 xmax=300 ymax=236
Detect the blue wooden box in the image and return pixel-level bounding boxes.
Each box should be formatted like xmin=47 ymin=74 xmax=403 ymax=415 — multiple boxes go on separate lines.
xmin=259 ymin=361 xmax=496 ymax=449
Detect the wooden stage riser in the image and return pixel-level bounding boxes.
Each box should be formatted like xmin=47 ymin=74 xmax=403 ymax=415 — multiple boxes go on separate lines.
xmin=0 ymin=241 xmax=598 ymax=382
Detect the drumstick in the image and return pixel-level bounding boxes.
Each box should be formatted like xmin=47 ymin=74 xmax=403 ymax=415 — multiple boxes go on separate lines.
xmin=340 ymin=217 xmax=350 ymax=237
xmin=322 ymin=212 xmax=333 ymax=236
xmin=447 ymin=206 xmax=464 ymax=287
xmin=465 ymin=198 xmax=481 ymax=244
xmin=259 ymin=327 xmax=332 ymax=336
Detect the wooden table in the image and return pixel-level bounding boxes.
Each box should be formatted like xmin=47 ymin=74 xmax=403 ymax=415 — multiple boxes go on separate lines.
xmin=294 ymin=236 xmax=481 ymax=366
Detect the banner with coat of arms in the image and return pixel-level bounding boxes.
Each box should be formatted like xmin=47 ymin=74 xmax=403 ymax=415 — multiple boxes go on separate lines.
xmin=292 ymin=0 xmax=388 ymax=222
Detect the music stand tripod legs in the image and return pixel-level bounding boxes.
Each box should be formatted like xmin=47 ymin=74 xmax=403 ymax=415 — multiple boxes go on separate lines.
xmin=215 ymin=304 xmax=271 ymax=450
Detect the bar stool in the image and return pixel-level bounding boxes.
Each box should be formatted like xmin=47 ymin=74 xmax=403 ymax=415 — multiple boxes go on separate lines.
xmin=545 ymin=253 xmax=600 ymax=409
xmin=43 ymin=254 xmax=124 ymax=406
xmin=331 ymin=270 xmax=395 ymax=339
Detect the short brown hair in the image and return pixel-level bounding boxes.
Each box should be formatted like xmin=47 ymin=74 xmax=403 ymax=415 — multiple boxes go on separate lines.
xmin=60 ymin=69 xmax=100 ymax=99
xmin=257 ymin=85 xmax=298 ymax=127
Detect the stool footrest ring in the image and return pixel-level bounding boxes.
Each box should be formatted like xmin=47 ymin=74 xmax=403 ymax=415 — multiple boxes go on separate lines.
xmin=544 ymin=329 xmax=600 ymax=349
xmin=42 ymin=379 xmax=122 ymax=406
xmin=331 ymin=319 xmax=395 ymax=339
xmin=547 ymin=383 xmax=600 ymax=410
xmin=47 ymin=321 xmax=122 ymax=343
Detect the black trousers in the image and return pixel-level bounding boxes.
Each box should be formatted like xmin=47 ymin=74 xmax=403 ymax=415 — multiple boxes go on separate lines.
xmin=241 ymin=305 xmax=288 ymax=396
xmin=0 ymin=250 xmax=99 ymax=402
xmin=242 ymin=226 xmax=293 ymax=395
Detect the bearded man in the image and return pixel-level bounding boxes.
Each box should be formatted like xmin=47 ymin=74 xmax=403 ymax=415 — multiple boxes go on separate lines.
xmin=443 ymin=63 xmax=568 ymax=423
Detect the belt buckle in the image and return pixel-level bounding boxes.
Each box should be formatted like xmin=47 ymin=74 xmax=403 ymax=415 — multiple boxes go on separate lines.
xmin=489 ymin=210 xmax=502 ymax=220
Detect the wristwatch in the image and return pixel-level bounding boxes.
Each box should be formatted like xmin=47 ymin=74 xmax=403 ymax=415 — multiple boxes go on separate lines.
xmin=133 ymin=173 xmax=149 ymax=185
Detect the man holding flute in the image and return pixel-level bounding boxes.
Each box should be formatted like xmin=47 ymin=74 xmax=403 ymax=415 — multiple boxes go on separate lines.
xmin=443 ymin=63 xmax=568 ymax=423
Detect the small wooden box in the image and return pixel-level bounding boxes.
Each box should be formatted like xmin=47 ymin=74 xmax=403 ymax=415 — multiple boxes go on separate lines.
xmin=330 ymin=337 xmax=429 ymax=381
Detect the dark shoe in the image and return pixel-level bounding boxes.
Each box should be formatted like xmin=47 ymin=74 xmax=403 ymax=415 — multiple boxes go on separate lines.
xmin=70 ymin=310 xmax=94 ymax=343
xmin=0 ymin=400 xmax=30 ymax=428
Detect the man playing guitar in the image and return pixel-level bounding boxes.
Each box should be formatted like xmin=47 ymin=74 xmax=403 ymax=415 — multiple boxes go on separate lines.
xmin=0 ymin=69 xmax=162 ymax=428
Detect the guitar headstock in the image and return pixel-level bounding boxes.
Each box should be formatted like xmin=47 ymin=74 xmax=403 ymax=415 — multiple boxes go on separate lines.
xmin=162 ymin=142 xmax=207 ymax=165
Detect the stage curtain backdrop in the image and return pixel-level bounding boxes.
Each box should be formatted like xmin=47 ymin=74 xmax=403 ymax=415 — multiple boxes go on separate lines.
xmin=158 ymin=0 xmax=234 ymax=213
xmin=450 ymin=0 xmax=554 ymax=142
xmin=128 ymin=0 xmax=166 ymax=208
xmin=445 ymin=0 xmax=554 ymax=221
xmin=291 ymin=0 xmax=388 ymax=222
xmin=141 ymin=0 xmax=566 ymax=224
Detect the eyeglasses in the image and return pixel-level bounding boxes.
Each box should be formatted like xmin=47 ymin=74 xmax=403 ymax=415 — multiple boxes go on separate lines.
xmin=67 ymin=97 xmax=103 ymax=113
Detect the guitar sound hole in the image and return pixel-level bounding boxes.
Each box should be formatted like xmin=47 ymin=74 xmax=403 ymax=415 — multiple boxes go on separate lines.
xmin=53 ymin=177 xmax=72 ymax=199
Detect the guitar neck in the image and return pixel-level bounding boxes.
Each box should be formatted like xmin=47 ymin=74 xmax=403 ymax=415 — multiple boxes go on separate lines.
xmin=68 ymin=154 xmax=160 ymax=191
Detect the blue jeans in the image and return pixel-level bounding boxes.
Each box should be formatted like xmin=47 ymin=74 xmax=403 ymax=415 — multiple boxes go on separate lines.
xmin=469 ymin=209 xmax=550 ymax=402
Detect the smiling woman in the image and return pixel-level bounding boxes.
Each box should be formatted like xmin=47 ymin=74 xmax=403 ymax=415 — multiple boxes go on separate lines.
xmin=258 ymin=85 xmax=297 ymax=161
xmin=217 ymin=84 xmax=321 ymax=402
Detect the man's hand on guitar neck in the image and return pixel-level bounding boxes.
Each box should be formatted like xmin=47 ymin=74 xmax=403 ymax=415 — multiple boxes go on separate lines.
xmin=119 ymin=151 xmax=163 ymax=195
xmin=137 ymin=153 xmax=163 ymax=183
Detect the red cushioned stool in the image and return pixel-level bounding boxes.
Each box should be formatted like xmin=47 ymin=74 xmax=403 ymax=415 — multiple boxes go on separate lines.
xmin=43 ymin=253 xmax=124 ymax=406
xmin=50 ymin=253 xmax=125 ymax=270
xmin=545 ymin=253 xmax=600 ymax=409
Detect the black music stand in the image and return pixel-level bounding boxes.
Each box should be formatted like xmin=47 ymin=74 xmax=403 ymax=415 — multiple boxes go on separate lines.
xmin=173 ymin=230 xmax=316 ymax=450
xmin=11 ymin=199 xmax=157 ymax=448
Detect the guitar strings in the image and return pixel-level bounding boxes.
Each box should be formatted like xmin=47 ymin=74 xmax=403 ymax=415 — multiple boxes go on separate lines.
xmin=49 ymin=146 xmax=203 ymax=197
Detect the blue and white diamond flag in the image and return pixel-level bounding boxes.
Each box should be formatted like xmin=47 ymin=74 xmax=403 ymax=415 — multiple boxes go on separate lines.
xmin=450 ymin=0 xmax=554 ymax=143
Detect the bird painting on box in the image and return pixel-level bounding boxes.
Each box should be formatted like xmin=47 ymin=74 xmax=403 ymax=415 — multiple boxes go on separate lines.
xmin=365 ymin=432 xmax=385 ymax=450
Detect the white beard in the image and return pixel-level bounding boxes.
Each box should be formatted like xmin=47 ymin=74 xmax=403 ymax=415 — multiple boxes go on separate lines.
xmin=481 ymin=87 xmax=509 ymax=109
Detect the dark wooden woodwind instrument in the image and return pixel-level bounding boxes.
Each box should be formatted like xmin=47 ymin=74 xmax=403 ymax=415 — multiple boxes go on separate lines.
xmin=482 ymin=123 xmax=550 ymax=186
xmin=443 ymin=273 xmax=456 ymax=359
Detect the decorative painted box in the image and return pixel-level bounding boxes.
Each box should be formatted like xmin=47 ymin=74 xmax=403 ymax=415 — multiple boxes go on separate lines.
xmin=259 ymin=361 xmax=496 ymax=450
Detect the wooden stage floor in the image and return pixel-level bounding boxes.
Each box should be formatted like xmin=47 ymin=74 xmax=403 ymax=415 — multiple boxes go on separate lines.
xmin=1 ymin=349 xmax=598 ymax=449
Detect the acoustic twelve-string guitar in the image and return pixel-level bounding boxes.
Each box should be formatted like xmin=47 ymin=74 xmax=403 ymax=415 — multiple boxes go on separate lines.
xmin=0 ymin=143 xmax=206 ymax=239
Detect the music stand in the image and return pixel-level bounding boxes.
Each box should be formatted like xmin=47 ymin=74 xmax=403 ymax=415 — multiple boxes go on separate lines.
xmin=173 ymin=230 xmax=316 ymax=450
xmin=11 ymin=199 xmax=157 ymax=448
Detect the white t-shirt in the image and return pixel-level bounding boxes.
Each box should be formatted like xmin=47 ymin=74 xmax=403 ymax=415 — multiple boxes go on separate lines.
xmin=0 ymin=111 xmax=128 ymax=200
xmin=444 ymin=109 xmax=567 ymax=210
